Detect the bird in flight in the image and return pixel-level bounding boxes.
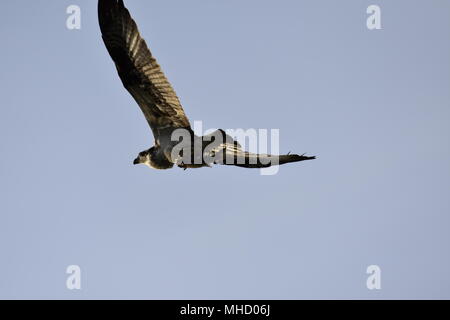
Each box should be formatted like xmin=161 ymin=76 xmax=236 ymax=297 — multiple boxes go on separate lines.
xmin=98 ymin=0 xmax=315 ymax=170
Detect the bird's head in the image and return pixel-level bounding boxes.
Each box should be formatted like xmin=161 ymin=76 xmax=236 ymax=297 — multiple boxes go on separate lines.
xmin=133 ymin=147 xmax=155 ymax=168
xmin=133 ymin=147 xmax=174 ymax=170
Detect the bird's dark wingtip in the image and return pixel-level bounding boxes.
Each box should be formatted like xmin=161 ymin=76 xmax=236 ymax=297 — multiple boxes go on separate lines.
xmin=299 ymin=153 xmax=316 ymax=161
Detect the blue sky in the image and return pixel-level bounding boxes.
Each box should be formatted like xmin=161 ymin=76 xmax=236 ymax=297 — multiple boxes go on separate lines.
xmin=0 ymin=0 xmax=449 ymax=299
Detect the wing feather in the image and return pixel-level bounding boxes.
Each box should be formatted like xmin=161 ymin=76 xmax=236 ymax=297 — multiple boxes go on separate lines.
xmin=222 ymin=146 xmax=315 ymax=168
xmin=98 ymin=0 xmax=191 ymax=140
xmin=205 ymin=132 xmax=315 ymax=168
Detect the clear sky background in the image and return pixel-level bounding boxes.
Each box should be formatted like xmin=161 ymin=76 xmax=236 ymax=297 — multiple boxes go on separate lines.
xmin=0 ymin=0 xmax=449 ymax=299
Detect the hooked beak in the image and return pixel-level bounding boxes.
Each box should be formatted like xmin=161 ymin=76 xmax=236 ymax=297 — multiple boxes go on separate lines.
xmin=133 ymin=158 xmax=140 ymax=165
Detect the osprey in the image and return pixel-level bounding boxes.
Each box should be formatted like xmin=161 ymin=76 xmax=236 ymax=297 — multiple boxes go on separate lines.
xmin=98 ymin=0 xmax=315 ymax=170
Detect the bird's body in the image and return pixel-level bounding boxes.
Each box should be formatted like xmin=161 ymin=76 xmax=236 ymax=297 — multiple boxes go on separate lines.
xmin=98 ymin=0 xmax=315 ymax=170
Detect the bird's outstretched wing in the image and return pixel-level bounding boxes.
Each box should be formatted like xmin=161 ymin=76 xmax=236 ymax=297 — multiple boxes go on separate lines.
xmin=202 ymin=130 xmax=315 ymax=168
xmin=98 ymin=0 xmax=191 ymax=140
xmin=220 ymin=145 xmax=316 ymax=168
